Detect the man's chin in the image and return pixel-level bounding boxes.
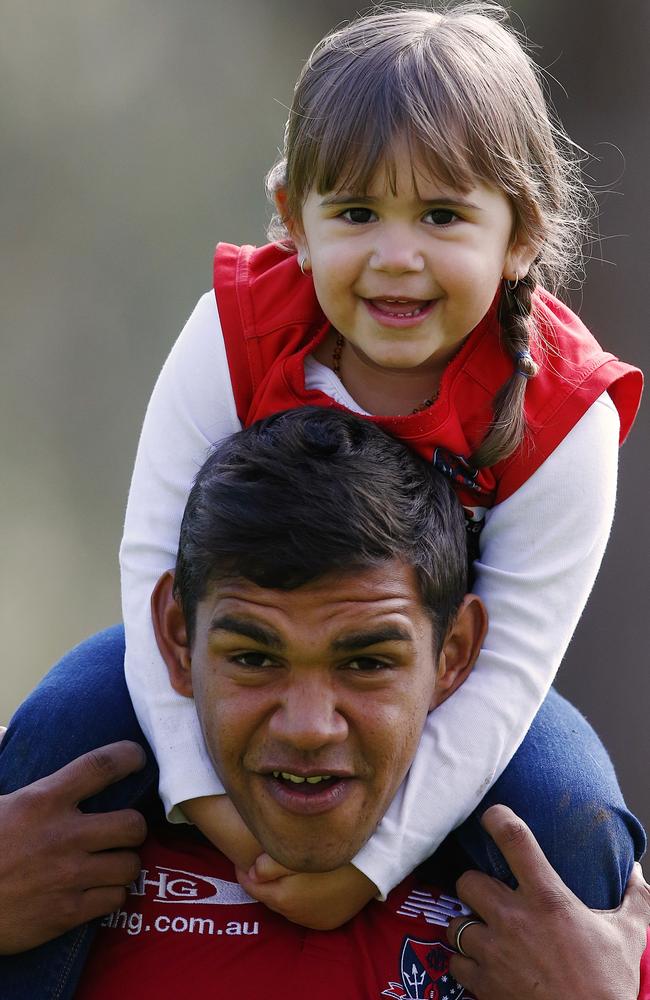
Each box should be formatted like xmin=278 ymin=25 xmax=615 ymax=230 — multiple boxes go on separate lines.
xmin=256 ymin=833 xmax=359 ymax=873
xmin=246 ymin=814 xmax=369 ymax=872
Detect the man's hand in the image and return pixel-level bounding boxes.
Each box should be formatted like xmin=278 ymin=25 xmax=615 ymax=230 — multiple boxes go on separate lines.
xmin=0 ymin=741 xmax=147 ymax=954
xmin=447 ymin=805 xmax=650 ymax=1000
xmin=236 ymin=859 xmax=378 ymax=929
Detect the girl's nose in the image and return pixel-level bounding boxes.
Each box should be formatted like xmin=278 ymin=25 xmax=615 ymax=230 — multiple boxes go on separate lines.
xmin=368 ymin=226 xmax=425 ymax=274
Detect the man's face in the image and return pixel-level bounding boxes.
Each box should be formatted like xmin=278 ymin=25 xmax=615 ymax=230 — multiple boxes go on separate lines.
xmin=187 ymin=560 xmax=446 ymax=872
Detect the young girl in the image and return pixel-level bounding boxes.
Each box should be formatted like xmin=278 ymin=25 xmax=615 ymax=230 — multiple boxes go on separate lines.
xmin=1 ymin=0 xmax=645 ymax=980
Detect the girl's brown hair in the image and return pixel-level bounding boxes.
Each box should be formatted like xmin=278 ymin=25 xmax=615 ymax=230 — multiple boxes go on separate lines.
xmin=267 ymin=2 xmax=594 ymax=467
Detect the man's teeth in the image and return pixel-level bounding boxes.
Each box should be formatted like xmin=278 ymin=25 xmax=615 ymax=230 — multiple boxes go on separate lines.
xmin=272 ymin=771 xmax=333 ymax=784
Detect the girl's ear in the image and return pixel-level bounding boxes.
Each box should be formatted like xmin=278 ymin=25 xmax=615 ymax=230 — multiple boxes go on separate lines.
xmin=504 ymin=234 xmax=538 ymax=282
xmin=151 ymin=570 xmax=194 ymax=698
xmin=429 ymin=595 xmax=488 ymax=710
xmin=274 ymin=186 xmax=290 ymax=225
xmin=273 ymin=187 xmax=307 ymax=251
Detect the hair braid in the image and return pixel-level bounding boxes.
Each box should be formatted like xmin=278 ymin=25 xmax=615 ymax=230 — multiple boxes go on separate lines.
xmin=470 ymin=272 xmax=539 ymax=469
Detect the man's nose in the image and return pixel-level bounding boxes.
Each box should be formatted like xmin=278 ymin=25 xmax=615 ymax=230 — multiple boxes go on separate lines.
xmin=267 ymin=678 xmax=348 ymax=751
xmin=368 ymin=224 xmax=425 ymax=274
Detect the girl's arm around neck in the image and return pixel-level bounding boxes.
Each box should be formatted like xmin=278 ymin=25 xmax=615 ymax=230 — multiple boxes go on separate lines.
xmin=352 ymin=392 xmax=620 ymax=896
xmin=120 ymin=291 xmax=241 ymax=820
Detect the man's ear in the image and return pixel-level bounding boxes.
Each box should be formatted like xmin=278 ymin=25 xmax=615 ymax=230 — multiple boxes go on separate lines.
xmin=429 ymin=594 xmax=487 ymax=710
xmin=151 ymin=570 xmax=194 ymax=698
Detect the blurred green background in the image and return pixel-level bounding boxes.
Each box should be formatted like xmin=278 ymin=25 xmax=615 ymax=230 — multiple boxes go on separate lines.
xmin=1 ymin=1 xmax=648 ymax=835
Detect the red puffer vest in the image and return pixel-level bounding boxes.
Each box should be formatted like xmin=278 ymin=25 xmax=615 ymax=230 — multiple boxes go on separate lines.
xmin=214 ymin=242 xmax=642 ymax=514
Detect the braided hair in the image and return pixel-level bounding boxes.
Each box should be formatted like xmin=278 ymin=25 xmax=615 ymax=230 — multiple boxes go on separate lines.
xmin=470 ymin=270 xmax=540 ymax=468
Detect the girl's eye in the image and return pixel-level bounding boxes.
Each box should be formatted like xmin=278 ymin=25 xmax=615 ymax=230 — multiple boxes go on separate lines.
xmin=425 ymin=208 xmax=458 ymax=226
xmin=340 ymin=207 xmax=376 ymax=225
xmin=233 ymin=652 xmax=275 ymax=668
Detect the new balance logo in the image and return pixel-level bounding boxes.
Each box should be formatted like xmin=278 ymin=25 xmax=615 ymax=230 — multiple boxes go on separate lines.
xmin=396 ymin=890 xmax=471 ymax=926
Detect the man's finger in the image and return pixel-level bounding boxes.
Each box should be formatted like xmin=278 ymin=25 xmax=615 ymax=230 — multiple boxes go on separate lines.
xmin=454 ymin=866 xmax=512 ymax=921
xmin=479 ymin=804 xmax=564 ymax=892
xmin=81 ymin=850 xmax=143 ymax=891
xmin=39 ymin=742 xmax=147 ymax=805
xmin=447 ymin=953 xmax=479 ymax=996
xmin=446 ymin=914 xmax=488 ymax=960
xmin=78 ymin=809 xmax=148 ymax=852
xmin=77 ymin=886 xmax=130 ymax=925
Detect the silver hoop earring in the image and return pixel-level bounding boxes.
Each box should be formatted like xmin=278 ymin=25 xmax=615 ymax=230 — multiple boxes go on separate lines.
xmin=298 ymin=255 xmax=310 ymax=276
xmin=506 ymin=272 xmax=519 ymax=291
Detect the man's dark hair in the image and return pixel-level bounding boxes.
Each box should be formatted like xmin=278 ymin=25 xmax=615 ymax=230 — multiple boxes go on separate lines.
xmin=174 ymin=407 xmax=467 ymax=647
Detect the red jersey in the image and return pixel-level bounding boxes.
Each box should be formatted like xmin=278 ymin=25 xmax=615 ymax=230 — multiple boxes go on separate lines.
xmin=213 ymin=242 xmax=642 ymax=513
xmin=76 ymin=825 xmax=478 ymax=1000
xmin=76 ymin=825 xmax=650 ymax=999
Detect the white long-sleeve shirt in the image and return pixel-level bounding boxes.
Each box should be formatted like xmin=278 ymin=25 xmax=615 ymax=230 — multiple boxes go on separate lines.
xmin=120 ymin=290 xmax=619 ymax=897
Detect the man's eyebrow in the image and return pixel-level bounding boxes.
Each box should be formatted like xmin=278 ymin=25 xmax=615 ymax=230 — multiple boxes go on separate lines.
xmin=330 ymin=625 xmax=414 ymax=651
xmin=208 ymin=615 xmax=283 ymax=649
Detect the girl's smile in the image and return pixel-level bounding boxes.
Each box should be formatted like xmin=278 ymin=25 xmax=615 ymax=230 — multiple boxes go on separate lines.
xmin=294 ymin=143 xmax=533 ymax=411
xmin=362 ymin=296 xmax=437 ymax=327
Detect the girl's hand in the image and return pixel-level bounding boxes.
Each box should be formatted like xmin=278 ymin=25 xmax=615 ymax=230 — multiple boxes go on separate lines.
xmin=236 ymin=861 xmax=378 ymax=929
xmin=247 ymin=852 xmax=297 ymax=883
xmin=181 ymin=794 xmax=262 ymax=871
xmin=182 ymin=796 xmax=379 ymax=927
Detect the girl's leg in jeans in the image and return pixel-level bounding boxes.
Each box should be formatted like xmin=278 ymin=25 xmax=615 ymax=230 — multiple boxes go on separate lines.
xmin=0 ymin=626 xmax=158 ymax=1000
xmin=454 ymin=688 xmax=646 ymax=909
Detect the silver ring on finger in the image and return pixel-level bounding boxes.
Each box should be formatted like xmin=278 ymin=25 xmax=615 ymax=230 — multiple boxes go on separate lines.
xmin=454 ymin=918 xmax=483 ymax=958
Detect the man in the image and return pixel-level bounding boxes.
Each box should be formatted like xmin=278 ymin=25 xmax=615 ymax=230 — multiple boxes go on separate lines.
xmin=81 ymin=407 xmax=650 ymax=998
xmin=1 ymin=408 xmax=649 ymax=998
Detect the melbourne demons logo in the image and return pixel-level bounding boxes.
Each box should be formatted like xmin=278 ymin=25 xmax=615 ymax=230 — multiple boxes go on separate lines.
xmin=381 ymin=939 xmax=466 ymax=1000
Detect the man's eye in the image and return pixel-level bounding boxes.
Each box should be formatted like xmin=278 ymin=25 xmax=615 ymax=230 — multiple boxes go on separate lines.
xmin=341 ymin=207 xmax=376 ymax=224
xmin=233 ymin=652 xmax=275 ymax=668
xmin=345 ymin=657 xmax=389 ymax=672
xmin=424 ymin=208 xmax=458 ymax=226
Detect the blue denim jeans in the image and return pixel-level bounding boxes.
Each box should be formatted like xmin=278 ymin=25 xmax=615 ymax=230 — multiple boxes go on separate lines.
xmin=0 ymin=626 xmax=645 ymax=999
xmin=453 ymin=687 xmax=646 ymax=906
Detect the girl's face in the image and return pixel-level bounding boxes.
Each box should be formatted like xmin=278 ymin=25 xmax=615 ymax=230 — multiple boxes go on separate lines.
xmin=293 ymin=142 xmax=533 ymax=375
